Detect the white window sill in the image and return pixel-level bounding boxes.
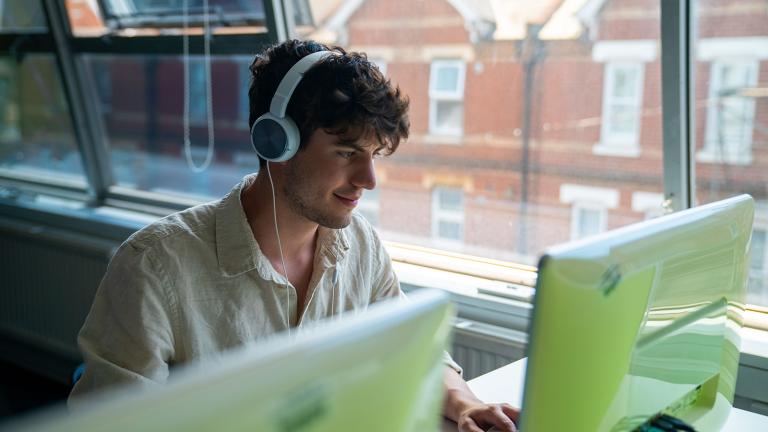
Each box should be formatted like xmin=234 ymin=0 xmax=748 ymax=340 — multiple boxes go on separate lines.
xmin=592 ymin=142 xmax=641 ymax=157
xmin=697 ymin=150 xmax=753 ymax=165
xmin=423 ymin=133 xmax=463 ymax=145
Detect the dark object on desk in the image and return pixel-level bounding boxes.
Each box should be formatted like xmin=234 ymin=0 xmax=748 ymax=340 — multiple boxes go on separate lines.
xmin=636 ymin=413 xmax=697 ymax=432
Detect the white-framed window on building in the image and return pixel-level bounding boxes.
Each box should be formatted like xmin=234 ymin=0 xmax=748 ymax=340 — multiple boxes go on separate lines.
xmin=560 ymin=183 xmax=619 ymax=240
xmin=431 ymin=186 xmax=464 ymax=243
xmin=428 ymin=60 xmax=465 ymax=137
xmin=591 ymin=40 xmax=656 ymax=157
xmin=598 ymin=62 xmax=644 ymax=154
xmin=357 ymin=187 xmax=380 ymax=227
xmin=700 ymin=60 xmax=758 ymax=165
xmin=572 ymin=205 xmax=606 ymax=240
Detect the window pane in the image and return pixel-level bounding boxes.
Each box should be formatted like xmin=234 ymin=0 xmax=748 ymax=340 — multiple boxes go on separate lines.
xmin=68 ymin=0 xmax=268 ymax=37
xmin=607 ymin=104 xmax=638 ymax=135
xmin=694 ymin=0 xmax=768 ymax=307
xmin=291 ymin=1 xmax=662 ymax=262
xmin=612 ymin=67 xmax=639 ymax=98
xmin=438 ymin=220 xmax=461 ymax=240
xmin=84 ymin=54 xmax=256 ymax=199
xmin=576 ymin=207 xmax=601 ymax=239
xmin=434 ymin=66 xmax=459 ymax=93
xmin=438 ymin=188 xmax=463 ymax=211
xmin=0 ymin=0 xmax=47 ymax=32
xmin=0 ymin=55 xmax=85 ymax=183
xmin=434 ymin=101 xmax=463 ymax=134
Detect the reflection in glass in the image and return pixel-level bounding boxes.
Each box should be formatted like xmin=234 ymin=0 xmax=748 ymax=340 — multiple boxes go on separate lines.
xmin=84 ymin=54 xmax=257 ymax=199
xmin=694 ymin=0 xmax=767 ymax=306
xmin=291 ymin=0 xmax=663 ymax=264
xmin=0 ymin=0 xmax=47 ymax=32
xmin=0 ymin=55 xmax=85 ymax=182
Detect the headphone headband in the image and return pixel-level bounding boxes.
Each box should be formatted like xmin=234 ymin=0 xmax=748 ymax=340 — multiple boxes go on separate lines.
xmin=269 ymin=50 xmax=337 ymax=118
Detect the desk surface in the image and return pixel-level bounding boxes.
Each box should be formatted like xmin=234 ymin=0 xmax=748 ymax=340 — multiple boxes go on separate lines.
xmin=441 ymin=358 xmax=768 ymax=431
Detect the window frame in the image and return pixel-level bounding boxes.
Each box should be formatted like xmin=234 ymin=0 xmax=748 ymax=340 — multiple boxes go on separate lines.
xmin=428 ymin=59 xmax=466 ymax=137
xmin=431 ymin=186 xmax=465 ymax=245
xmin=597 ymin=61 xmax=645 ymax=155
xmin=698 ymin=59 xmax=759 ymax=165
xmin=0 ymin=0 xmax=766 ymax=335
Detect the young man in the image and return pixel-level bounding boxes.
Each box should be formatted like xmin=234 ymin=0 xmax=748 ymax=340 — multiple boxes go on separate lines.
xmin=70 ymin=39 xmax=517 ymax=432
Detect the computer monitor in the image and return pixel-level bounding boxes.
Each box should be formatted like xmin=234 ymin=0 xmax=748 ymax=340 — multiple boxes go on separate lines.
xmin=4 ymin=289 xmax=454 ymax=432
xmin=521 ymin=195 xmax=754 ymax=432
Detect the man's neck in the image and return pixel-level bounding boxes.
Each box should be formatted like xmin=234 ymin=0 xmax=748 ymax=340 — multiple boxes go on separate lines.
xmin=241 ymin=173 xmax=319 ymax=262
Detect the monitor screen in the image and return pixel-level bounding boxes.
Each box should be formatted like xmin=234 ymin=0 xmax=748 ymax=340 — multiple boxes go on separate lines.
xmin=520 ymin=195 xmax=754 ymax=432
xmin=5 ymin=289 xmax=454 ymax=432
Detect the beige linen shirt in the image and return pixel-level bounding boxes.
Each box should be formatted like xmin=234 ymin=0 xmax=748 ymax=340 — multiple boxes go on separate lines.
xmin=70 ymin=176 xmax=459 ymax=402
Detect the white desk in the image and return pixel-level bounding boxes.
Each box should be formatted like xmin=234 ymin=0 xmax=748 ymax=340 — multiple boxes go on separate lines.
xmin=441 ymin=358 xmax=768 ymax=431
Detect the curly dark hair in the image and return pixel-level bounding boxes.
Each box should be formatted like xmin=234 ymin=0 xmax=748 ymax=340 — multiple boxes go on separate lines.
xmin=248 ymin=39 xmax=410 ymax=166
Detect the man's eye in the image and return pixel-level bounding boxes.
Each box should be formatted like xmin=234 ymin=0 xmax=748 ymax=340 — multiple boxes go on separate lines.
xmin=338 ymin=151 xmax=355 ymax=159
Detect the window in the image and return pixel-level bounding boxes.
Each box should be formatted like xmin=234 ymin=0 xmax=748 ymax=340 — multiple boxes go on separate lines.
xmin=694 ymin=25 xmax=768 ymax=309
xmin=432 ymin=187 xmax=464 ymax=243
xmin=598 ymin=62 xmax=644 ymax=154
xmin=0 ymin=55 xmax=85 ymax=184
xmin=560 ymin=184 xmax=618 ymax=240
xmin=429 ymin=60 xmax=465 ymax=137
xmin=700 ymin=60 xmax=758 ymax=165
xmin=591 ymin=40 xmax=656 ymax=157
xmin=188 ymin=58 xmax=209 ymax=125
xmin=573 ymin=205 xmax=605 ymax=240
xmin=0 ymin=0 xmax=47 ymax=31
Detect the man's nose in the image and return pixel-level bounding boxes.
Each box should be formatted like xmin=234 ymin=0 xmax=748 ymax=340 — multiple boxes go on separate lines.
xmin=351 ymin=157 xmax=377 ymax=190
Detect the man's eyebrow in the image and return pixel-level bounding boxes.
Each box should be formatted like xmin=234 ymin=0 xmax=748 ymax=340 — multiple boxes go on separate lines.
xmin=336 ymin=137 xmax=388 ymax=154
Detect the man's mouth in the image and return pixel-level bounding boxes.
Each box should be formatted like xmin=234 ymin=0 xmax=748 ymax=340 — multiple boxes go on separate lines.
xmin=334 ymin=193 xmax=360 ymax=208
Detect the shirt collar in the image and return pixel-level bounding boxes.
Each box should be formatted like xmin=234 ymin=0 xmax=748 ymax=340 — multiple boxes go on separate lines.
xmin=215 ymin=175 xmax=351 ymax=278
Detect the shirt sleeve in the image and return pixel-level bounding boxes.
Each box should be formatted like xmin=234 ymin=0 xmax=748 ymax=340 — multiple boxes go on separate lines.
xmin=68 ymin=240 xmax=177 ymax=407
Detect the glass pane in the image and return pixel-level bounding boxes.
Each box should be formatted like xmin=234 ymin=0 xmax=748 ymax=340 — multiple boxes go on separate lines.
xmin=437 ymin=220 xmax=461 ymax=240
xmin=0 ymin=0 xmax=47 ymax=33
xmin=434 ymin=66 xmax=459 ymax=93
xmin=84 ymin=54 xmax=256 ymax=199
xmin=437 ymin=188 xmax=463 ymax=211
xmin=290 ymin=1 xmax=663 ymax=261
xmin=612 ymin=66 xmax=639 ymax=98
xmin=0 ymin=54 xmax=85 ymax=182
xmin=576 ymin=207 xmax=601 ymax=239
xmin=434 ymin=101 xmax=463 ymax=134
xmin=67 ymin=0 xmax=268 ymax=37
xmin=694 ymin=0 xmax=767 ymax=307
xmin=607 ymin=104 xmax=638 ymax=135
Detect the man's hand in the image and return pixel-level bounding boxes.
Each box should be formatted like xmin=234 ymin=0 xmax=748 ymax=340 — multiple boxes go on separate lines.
xmin=443 ymin=367 xmax=519 ymax=432
xmin=456 ymin=402 xmax=519 ymax=432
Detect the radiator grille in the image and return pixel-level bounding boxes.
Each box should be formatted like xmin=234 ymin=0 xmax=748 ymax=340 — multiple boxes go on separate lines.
xmin=451 ymin=319 xmax=528 ymax=380
xmin=0 ymin=226 xmax=114 ymax=377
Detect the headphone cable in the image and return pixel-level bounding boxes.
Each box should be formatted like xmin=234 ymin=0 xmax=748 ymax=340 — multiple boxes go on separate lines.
xmin=266 ymin=162 xmax=292 ymax=335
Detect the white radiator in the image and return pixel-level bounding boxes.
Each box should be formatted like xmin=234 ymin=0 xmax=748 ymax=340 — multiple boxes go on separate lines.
xmin=450 ymin=319 xmax=528 ymax=380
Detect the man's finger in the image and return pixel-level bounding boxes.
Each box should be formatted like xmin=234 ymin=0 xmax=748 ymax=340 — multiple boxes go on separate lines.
xmin=458 ymin=416 xmax=486 ymax=432
xmin=500 ymin=404 xmax=520 ymax=422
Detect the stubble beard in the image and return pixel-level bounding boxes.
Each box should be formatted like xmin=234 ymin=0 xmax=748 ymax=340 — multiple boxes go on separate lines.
xmin=283 ymin=164 xmax=352 ymax=230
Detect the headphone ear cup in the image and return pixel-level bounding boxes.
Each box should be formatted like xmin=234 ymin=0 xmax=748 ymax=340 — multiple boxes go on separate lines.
xmin=250 ymin=113 xmax=300 ymax=162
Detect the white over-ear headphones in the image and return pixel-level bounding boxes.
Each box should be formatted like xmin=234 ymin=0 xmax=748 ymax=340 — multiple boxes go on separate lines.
xmin=250 ymin=50 xmax=337 ymax=162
